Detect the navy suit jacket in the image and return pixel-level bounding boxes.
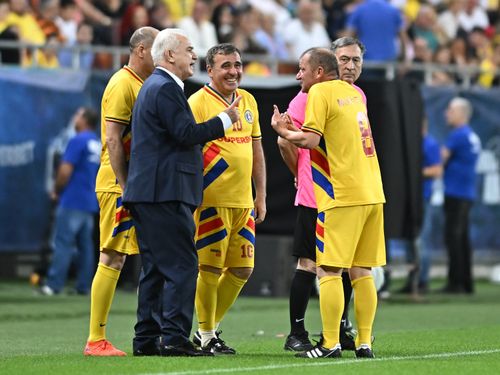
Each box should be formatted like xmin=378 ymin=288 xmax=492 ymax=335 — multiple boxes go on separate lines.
xmin=123 ymin=68 xmax=225 ymax=206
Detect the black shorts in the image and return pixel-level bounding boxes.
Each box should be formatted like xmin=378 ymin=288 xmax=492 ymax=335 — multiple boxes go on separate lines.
xmin=292 ymin=205 xmax=318 ymax=261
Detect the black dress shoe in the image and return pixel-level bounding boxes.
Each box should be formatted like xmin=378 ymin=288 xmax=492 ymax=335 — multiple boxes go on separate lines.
xmin=133 ymin=346 xmax=161 ymax=356
xmin=160 ymin=341 xmax=214 ymax=357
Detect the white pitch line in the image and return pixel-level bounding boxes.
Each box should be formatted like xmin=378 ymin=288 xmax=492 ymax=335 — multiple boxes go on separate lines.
xmin=139 ymin=348 xmax=500 ymax=375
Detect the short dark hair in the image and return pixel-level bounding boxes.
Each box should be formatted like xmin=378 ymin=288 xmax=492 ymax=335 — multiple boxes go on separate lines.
xmin=331 ymin=37 xmax=366 ymax=56
xmin=302 ymin=47 xmax=339 ymax=77
xmin=205 ymin=43 xmax=242 ymax=67
xmin=81 ymin=107 xmax=98 ymax=129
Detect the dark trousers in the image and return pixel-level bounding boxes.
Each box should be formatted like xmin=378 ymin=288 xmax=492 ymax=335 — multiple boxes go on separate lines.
xmin=129 ymin=201 xmax=198 ymax=349
xmin=444 ymin=196 xmax=473 ymax=293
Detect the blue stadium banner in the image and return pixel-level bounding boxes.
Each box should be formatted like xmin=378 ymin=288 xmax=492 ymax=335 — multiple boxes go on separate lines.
xmin=0 ymin=68 xmax=90 ymax=251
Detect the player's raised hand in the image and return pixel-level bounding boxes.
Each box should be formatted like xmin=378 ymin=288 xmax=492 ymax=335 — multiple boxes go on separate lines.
xmin=224 ymin=95 xmax=242 ymax=123
xmin=271 ymin=105 xmax=294 ymax=134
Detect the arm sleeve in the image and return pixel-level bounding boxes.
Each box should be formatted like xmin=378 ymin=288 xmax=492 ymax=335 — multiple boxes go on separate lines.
xmin=301 ymin=85 xmax=328 ymax=137
xmin=157 ymin=84 xmax=225 ymax=146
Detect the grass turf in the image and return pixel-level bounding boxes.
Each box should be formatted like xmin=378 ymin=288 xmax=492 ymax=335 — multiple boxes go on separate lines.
xmin=1 ymin=279 xmax=500 ymax=374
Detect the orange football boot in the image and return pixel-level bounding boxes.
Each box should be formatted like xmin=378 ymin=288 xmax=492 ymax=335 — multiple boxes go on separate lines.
xmin=84 ymin=339 xmax=127 ymax=356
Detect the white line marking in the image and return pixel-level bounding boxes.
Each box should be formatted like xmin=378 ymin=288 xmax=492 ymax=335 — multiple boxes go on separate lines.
xmin=139 ymin=349 xmax=500 ymax=375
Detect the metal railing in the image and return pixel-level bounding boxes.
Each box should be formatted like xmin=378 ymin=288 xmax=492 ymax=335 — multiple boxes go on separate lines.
xmin=0 ymin=40 xmax=498 ymax=89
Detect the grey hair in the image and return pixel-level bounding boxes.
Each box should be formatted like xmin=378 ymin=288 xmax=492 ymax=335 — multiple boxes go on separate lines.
xmin=450 ymin=97 xmax=473 ymax=121
xmin=151 ymin=28 xmax=189 ymax=66
xmin=331 ymin=37 xmax=366 ymax=56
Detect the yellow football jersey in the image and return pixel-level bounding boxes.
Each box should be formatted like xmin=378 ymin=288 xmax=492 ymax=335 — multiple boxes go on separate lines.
xmin=302 ymin=80 xmax=385 ymax=212
xmin=188 ymin=85 xmax=261 ymax=208
xmin=95 ymin=66 xmax=143 ymax=193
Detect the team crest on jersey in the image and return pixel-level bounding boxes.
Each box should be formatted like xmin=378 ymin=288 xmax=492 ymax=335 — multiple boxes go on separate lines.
xmin=244 ymin=110 xmax=253 ymax=124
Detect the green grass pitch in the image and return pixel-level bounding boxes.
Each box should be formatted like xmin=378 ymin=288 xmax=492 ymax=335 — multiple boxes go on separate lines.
xmin=1 ymin=279 xmax=500 ymax=374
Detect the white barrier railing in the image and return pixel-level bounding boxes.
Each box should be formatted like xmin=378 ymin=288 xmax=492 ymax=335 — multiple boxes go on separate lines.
xmin=0 ymin=40 xmax=497 ymax=89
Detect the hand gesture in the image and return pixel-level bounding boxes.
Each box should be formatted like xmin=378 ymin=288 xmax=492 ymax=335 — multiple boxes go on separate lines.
xmin=224 ymin=95 xmax=242 ymax=124
xmin=271 ymin=105 xmax=294 ymax=135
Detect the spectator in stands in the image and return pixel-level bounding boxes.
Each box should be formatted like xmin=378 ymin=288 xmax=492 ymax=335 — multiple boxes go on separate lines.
xmin=345 ymin=0 xmax=406 ymax=62
xmin=467 ymin=26 xmax=488 ymax=62
xmin=491 ymin=42 xmax=500 ymax=85
xmin=408 ymin=4 xmax=444 ymax=53
xmin=253 ymin=11 xmax=289 ymax=60
xmin=405 ymin=37 xmax=432 ymax=83
xmin=231 ymin=4 xmax=267 ymax=56
xmin=322 ymin=0 xmax=350 ymax=41
xmin=163 ymin=0 xmax=195 ymax=22
xmin=437 ymin=0 xmax=466 ymax=42
xmin=90 ymin=0 xmax=127 ymax=45
xmin=6 ymin=0 xmax=46 ymax=65
xmin=0 ymin=0 xmax=21 ymax=63
xmin=36 ymin=0 xmax=64 ymax=42
xmin=148 ymin=1 xmax=175 ymax=32
xmin=283 ymin=0 xmax=330 ymax=60
xmin=458 ymin=0 xmax=489 ymax=33
xmin=58 ymin=21 xmax=94 ymax=69
xmin=32 ymin=33 xmax=59 ymax=67
xmin=177 ymin=0 xmax=218 ymax=57
xmin=441 ymin=97 xmax=481 ymax=294
xmin=55 ymin=0 xmax=77 ymax=45
xmin=248 ymin=0 xmax=291 ymax=36
xmin=431 ymin=44 xmax=456 ymax=85
xmin=120 ymin=4 xmax=148 ymax=46
xmin=450 ymin=36 xmax=468 ymax=65
xmin=211 ymin=3 xmax=234 ymax=43
xmin=40 ymin=107 xmax=100 ymax=296
xmin=466 ymin=27 xmax=496 ymax=87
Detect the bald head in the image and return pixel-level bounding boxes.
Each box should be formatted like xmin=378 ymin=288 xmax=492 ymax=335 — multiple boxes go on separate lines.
xmin=128 ymin=26 xmax=159 ymax=80
xmin=446 ymin=97 xmax=473 ymax=127
xmin=301 ymin=47 xmax=338 ymax=78
xmin=130 ymin=26 xmax=158 ymax=52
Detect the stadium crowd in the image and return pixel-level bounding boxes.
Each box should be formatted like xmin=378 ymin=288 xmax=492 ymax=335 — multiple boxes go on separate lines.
xmin=0 ymin=0 xmax=500 ymax=85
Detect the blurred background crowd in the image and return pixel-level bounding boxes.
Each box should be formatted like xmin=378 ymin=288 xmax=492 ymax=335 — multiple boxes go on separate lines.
xmin=0 ymin=0 xmax=500 ymax=86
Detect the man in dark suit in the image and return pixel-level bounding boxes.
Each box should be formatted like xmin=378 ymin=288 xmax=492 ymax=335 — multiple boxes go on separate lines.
xmin=123 ymin=28 xmax=241 ymax=357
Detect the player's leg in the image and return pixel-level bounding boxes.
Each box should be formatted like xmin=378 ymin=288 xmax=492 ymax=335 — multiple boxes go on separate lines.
xmin=209 ymin=208 xmax=255 ymax=354
xmin=193 ymin=207 xmax=228 ymax=350
xmin=350 ymin=204 xmax=386 ymax=358
xmin=296 ymin=208 xmax=357 ymax=359
xmin=84 ymin=192 xmax=137 ymax=356
xmin=285 ymin=206 xmax=316 ymax=351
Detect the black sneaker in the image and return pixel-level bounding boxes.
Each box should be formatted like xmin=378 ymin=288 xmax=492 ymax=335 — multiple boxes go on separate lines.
xmin=355 ymin=344 xmax=375 ymax=358
xmin=202 ymin=337 xmax=236 ymax=355
xmin=193 ymin=330 xmax=223 ymax=347
xmin=192 ymin=330 xmax=202 ymax=347
xmin=284 ymin=331 xmax=313 ymax=351
xmin=295 ymin=343 xmax=342 ymax=359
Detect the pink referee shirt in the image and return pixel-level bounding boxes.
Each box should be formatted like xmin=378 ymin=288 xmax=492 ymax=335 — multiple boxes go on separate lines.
xmin=287 ymin=85 xmax=366 ymax=209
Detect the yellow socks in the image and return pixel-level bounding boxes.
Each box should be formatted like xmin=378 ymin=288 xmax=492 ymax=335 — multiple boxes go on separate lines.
xmin=214 ymin=270 xmax=247 ymax=324
xmin=87 ymin=263 xmax=120 ymax=342
xmin=352 ymin=275 xmax=377 ymax=348
xmin=319 ymin=275 xmax=344 ymax=349
xmin=195 ymin=269 xmax=220 ymax=332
